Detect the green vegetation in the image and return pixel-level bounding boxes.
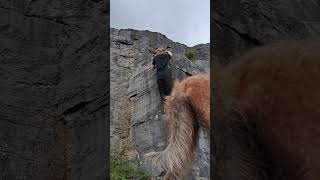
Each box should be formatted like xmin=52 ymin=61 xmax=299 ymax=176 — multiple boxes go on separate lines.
xmin=111 ymin=154 xmax=149 ymax=180
xmin=185 ymin=48 xmax=196 ymax=59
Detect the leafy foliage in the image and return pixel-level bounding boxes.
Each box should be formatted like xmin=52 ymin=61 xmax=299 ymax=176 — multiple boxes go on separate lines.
xmin=111 ymin=155 xmax=149 ymax=180
xmin=185 ymin=49 xmax=196 ymax=59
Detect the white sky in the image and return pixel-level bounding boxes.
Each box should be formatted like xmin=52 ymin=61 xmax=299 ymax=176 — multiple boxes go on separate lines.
xmin=110 ymin=0 xmax=210 ymax=47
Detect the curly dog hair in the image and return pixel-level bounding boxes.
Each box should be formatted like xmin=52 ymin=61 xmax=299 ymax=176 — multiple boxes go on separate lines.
xmin=146 ymin=39 xmax=320 ymax=180
xmin=213 ymin=40 xmax=320 ymax=180
xmin=145 ymin=74 xmax=209 ymax=179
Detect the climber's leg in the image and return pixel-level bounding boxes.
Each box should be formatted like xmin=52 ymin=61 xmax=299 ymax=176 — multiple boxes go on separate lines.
xmin=160 ymin=68 xmax=173 ymax=98
xmin=164 ymin=75 xmax=173 ymax=97
xmin=157 ymin=78 xmax=166 ymax=103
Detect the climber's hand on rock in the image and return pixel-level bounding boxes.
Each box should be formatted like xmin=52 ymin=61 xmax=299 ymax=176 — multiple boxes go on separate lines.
xmin=148 ymin=64 xmax=155 ymax=71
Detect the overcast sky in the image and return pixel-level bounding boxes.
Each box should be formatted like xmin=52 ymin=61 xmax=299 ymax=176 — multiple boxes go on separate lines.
xmin=110 ymin=0 xmax=210 ymax=47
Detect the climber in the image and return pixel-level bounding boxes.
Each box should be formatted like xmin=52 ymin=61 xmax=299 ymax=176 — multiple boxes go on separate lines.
xmin=149 ymin=47 xmax=173 ymax=104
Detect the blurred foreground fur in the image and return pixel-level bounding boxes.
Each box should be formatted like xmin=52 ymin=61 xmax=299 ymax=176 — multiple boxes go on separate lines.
xmin=145 ymin=74 xmax=210 ymax=179
xmin=213 ymin=39 xmax=320 ymax=180
xmin=146 ymin=39 xmax=320 ymax=180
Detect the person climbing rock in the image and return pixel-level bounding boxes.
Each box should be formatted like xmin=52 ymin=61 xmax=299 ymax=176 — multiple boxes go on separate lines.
xmin=149 ymin=47 xmax=173 ymax=104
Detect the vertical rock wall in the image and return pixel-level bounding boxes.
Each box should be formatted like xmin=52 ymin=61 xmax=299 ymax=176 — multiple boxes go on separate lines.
xmin=212 ymin=0 xmax=320 ymax=60
xmin=0 ymin=1 xmax=107 ymax=179
xmin=110 ymin=28 xmax=210 ymax=179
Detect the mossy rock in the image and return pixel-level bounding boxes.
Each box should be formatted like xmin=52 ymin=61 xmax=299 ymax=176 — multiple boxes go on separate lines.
xmin=111 ymin=154 xmax=149 ymax=180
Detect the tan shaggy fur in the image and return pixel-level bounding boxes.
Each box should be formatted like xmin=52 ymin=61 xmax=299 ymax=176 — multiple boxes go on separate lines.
xmin=145 ymin=74 xmax=210 ymax=179
xmin=146 ymin=39 xmax=320 ymax=180
xmin=213 ymin=40 xmax=320 ymax=180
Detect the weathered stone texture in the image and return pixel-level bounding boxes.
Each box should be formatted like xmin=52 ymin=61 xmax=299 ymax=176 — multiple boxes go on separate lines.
xmin=0 ymin=1 xmax=107 ymax=179
xmin=110 ymin=28 xmax=210 ymax=179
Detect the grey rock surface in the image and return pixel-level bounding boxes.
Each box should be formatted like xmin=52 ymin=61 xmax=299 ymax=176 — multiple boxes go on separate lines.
xmin=110 ymin=28 xmax=210 ymax=179
xmin=212 ymin=0 xmax=320 ymax=60
xmin=0 ymin=1 xmax=107 ymax=179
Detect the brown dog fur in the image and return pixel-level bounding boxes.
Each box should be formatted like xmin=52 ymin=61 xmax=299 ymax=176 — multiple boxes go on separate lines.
xmin=146 ymin=40 xmax=320 ymax=180
xmin=213 ymin=40 xmax=320 ymax=180
xmin=145 ymin=74 xmax=210 ymax=179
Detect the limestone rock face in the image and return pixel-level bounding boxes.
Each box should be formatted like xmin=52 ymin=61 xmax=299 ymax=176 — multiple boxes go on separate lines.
xmin=0 ymin=1 xmax=107 ymax=179
xmin=212 ymin=0 xmax=320 ymax=59
xmin=110 ymin=28 xmax=210 ymax=179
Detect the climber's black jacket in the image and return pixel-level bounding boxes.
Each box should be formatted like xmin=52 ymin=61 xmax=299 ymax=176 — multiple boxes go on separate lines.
xmin=152 ymin=53 xmax=173 ymax=102
xmin=152 ymin=53 xmax=171 ymax=71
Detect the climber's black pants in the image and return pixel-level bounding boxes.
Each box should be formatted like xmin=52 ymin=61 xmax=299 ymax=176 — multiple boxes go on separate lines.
xmin=157 ymin=68 xmax=173 ymax=103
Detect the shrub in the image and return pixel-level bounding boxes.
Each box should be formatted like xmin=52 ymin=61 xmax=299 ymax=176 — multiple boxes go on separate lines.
xmin=185 ymin=49 xmax=196 ymax=59
xmin=111 ymin=155 xmax=149 ymax=180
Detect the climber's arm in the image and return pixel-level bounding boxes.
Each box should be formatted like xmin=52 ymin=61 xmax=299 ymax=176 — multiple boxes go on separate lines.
xmin=149 ymin=57 xmax=156 ymax=71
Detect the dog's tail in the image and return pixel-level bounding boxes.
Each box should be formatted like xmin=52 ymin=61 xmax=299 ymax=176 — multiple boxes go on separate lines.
xmin=145 ymin=92 xmax=199 ymax=177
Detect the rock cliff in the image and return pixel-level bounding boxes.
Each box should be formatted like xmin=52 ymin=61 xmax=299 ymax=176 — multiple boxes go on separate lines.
xmin=0 ymin=1 xmax=107 ymax=179
xmin=110 ymin=28 xmax=210 ymax=179
xmin=212 ymin=0 xmax=320 ymax=60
